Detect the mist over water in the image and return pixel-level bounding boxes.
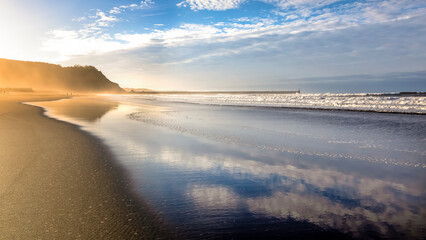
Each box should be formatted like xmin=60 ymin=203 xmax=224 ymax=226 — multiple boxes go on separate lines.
xmin=33 ymin=95 xmax=426 ymax=239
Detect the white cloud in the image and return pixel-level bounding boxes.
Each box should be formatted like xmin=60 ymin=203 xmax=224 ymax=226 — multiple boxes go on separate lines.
xmin=61 ymin=1 xmax=156 ymax=47
xmin=95 ymin=11 xmax=119 ymax=26
xmin=140 ymin=0 xmax=154 ymax=8
xmin=260 ymin=0 xmax=340 ymax=9
xmin=234 ymin=17 xmax=250 ymax=22
xmin=109 ymin=7 xmax=122 ymax=14
xmin=109 ymin=0 xmax=154 ymax=14
xmin=45 ymin=0 xmax=426 ymax=61
xmin=72 ymin=11 xmax=119 ymax=36
xmin=285 ymin=14 xmax=299 ymax=20
xmin=43 ymin=0 xmax=426 ymax=90
xmin=72 ymin=16 xmax=87 ymax=22
xmin=177 ymin=0 xmax=246 ymax=11
xmin=45 ymin=2 xmax=426 ymax=63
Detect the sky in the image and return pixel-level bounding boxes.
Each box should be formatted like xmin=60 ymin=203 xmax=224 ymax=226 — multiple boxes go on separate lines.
xmin=1 ymin=0 xmax=426 ymax=92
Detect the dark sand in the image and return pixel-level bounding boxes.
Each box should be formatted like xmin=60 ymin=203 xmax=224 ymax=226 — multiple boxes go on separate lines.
xmin=0 ymin=93 xmax=172 ymax=239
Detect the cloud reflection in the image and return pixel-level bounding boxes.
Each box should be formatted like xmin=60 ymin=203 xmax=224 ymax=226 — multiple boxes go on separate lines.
xmin=247 ymin=191 xmax=425 ymax=238
xmin=187 ymin=185 xmax=239 ymax=210
xmin=148 ymin=139 xmax=425 ymax=238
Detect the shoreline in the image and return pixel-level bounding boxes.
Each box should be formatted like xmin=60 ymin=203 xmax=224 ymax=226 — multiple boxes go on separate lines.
xmin=127 ymin=98 xmax=426 ymax=115
xmin=0 ymin=93 xmax=173 ymax=239
xmin=115 ymin=94 xmax=425 ymax=115
xmin=46 ymin=94 xmax=426 ymax=239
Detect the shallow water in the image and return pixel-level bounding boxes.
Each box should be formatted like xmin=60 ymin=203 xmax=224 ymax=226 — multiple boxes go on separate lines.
xmin=32 ymin=96 xmax=426 ymax=239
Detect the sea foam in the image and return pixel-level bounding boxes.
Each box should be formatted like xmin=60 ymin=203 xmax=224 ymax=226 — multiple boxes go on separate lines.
xmin=118 ymin=93 xmax=426 ymax=114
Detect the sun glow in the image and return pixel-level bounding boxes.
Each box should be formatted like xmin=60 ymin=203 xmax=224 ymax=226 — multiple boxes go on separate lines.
xmin=0 ymin=3 xmax=24 ymax=57
xmin=0 ymin=1 xmax=49 ymax=62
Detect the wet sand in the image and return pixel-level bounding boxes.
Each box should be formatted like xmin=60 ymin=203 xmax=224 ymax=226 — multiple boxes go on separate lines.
xmin=0 ymin=93 xmax=171 ymax=239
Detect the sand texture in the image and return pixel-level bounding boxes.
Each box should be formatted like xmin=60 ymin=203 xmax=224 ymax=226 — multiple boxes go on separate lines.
xmin=0 ymin=93 xmax=172 ymax=239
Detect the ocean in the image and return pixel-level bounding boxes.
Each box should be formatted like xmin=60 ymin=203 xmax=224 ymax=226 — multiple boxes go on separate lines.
xmin=31 ymin=93 xmax=426 ymax=239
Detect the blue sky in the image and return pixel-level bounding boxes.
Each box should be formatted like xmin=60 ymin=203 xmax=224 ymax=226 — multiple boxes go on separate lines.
xmin=1 ymin=0 xmax=426 ymax=92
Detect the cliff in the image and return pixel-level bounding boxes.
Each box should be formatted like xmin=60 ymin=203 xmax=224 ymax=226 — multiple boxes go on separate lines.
xmin=0 ymin=58 xmax=125 ymax=93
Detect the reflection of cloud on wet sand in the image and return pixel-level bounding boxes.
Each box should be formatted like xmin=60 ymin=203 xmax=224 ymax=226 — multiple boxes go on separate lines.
xmin=155 ymin=147 xmax=425 ymax=237
xmin=31 ymin=97 xmax=119 ymax=122
xmin=187 ymin=185 xmax=239 ymax=210
xmin=158 ymin=147 xmax=422 ymax=201
xmin=247 ymin=191 xmax=426 ymax=238
xmin=120 ymin=102 xmax=426 ymax=237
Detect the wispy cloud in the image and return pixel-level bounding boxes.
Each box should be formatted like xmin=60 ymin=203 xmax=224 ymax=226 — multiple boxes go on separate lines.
xmin=109 ymin=0 xmax=154 ymax=14
xmin=95 ymin=11 xmax=119 ymax=26
xmin=177 ymin=0 xmax=246 ymax=11
xmin=260 ymin=0 xmax=340 ymax=9
xmin=45 ymin=0 xmax=426 ymax=60
xmin=42 ymin=0 xmax=426 ymax=90
xmin=75 ymin=1 xmax=155 ymax=35
xmin=44 ymin=1 xmax=158 ymax=60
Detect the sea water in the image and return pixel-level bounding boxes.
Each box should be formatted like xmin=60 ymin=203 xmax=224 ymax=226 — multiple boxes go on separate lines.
xmin=31 ymin=93 xmax=426 ymax=239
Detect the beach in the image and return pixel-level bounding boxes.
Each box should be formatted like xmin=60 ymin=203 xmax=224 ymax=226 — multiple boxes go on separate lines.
xmin=0 ymin=93 xmax=171 ymax=239
xmin=2 ymin=0 xmax=425 ymax=238
xmin=30 ymin=94 xmax=426 ymax=239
